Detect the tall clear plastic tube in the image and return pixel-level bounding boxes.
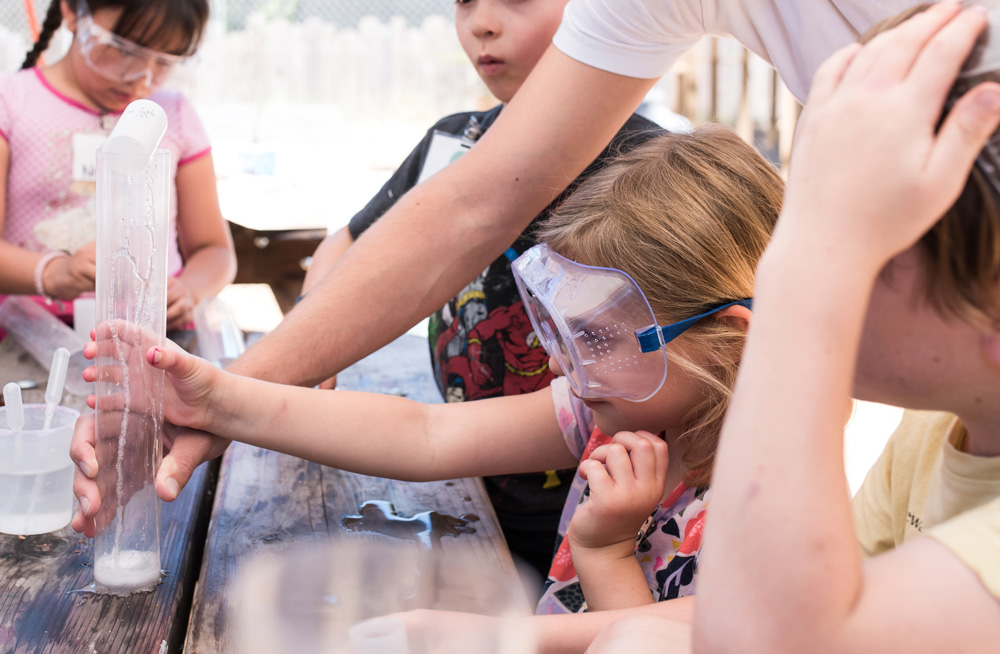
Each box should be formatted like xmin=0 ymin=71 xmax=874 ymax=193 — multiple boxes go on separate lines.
xmin=92 ymin=146 xmax=169 ymax=594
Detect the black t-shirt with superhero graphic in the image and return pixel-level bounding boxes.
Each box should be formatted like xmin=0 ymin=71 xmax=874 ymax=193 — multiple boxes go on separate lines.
xmin=349 ymin=105 xmax=664 ymax=578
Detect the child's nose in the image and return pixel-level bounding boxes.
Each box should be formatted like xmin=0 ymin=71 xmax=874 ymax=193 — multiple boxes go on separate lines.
xmin=470 ymin=1 xmax=502 ymax=39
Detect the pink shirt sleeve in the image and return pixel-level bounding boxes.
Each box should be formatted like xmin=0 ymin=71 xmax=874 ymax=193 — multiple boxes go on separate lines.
xmin=0 ymin=73 xmax=13 ymax=142
xmin=173 ymin=93 xmax=211 ymax=166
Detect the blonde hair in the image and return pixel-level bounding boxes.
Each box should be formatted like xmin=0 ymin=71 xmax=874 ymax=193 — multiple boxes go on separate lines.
xmin=537 ymin=125 xmax=783 ymax=487
xmin=862 ymin=5 xmax=1000 ymax=327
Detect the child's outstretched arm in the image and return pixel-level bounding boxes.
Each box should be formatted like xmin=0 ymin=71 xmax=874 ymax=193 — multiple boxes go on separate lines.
xmin=696 ymin=5 xmax=1000 ymax=653
xmin=568 ymin=431 xmax=668 ymax=611
xmin=70 ymin=328 xmax=577 ymax=531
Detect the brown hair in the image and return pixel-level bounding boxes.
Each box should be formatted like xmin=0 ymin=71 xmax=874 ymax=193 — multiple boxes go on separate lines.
xmin=862 ymin=4 xmax=1000 ymax=326
xmin=537 ymin=125 xmax=783 ymax=487
xmin=23 ymin=0 xmax=208 ymax=70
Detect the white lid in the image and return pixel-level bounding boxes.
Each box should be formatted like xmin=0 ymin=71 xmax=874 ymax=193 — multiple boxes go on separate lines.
xmin=101 ymin=99 xmax=168 ymax=174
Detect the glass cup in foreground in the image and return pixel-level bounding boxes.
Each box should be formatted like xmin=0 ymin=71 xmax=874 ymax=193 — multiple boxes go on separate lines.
xmin=230 ymin=539 xmax=537 ymax=654
xmin=0 ymin=405 xmax=80 ymax=536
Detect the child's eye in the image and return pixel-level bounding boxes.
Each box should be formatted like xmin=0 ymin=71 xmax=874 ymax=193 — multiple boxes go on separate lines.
xmin=455 ymin=0 xmax=476 ymax=5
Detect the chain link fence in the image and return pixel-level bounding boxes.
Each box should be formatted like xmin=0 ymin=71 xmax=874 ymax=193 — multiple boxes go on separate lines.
xmin=2 ymin=0 xmax=457 ymax=72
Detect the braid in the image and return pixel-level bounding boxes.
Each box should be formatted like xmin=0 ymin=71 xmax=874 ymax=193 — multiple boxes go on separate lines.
xmin=21 ymin=0 xmax=69 ymax=70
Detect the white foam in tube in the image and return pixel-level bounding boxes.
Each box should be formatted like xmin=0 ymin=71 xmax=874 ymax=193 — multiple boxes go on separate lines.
xmin=102 ymin=99 xmax=168 ymax=175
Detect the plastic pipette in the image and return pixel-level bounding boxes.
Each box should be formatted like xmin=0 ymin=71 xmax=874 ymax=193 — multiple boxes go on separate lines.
xmin=3 ymin=382 xmax=24 ymax=431
xmin=43 ymin=347 xmax=70 ymax=430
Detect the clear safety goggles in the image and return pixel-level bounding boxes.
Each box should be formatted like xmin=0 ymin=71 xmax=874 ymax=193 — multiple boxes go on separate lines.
xmin=512 ymin=244 xmax=751 ymax=402
xmin=76 ymin=7 xmax=186 ymax=87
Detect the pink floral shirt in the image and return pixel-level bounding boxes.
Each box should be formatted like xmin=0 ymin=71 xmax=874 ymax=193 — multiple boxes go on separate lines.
xmin=535 ymin=377 xmax=710 ymax=614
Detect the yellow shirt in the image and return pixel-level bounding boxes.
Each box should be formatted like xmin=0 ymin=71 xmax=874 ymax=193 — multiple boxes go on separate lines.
xmin=851 ymin=410 xmax=1000 ymax=599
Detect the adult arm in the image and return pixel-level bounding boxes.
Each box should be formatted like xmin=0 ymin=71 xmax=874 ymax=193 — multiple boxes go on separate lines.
xmin=170 ymin=154 xmax=237 ymax=329
xmin=226 ymin=47 xmax=656 ymax=385
xmin=300 ymin=225 xmax=353 ymax=295
xmin=695 ymin=6 xmax=1000 ymax=653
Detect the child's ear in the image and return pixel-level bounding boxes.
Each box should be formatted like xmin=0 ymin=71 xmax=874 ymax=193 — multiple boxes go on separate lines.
xmin=60 ymin=1 xmax=77 ymax=33
xmin=713 ymin=304 xmax=752 ymax=333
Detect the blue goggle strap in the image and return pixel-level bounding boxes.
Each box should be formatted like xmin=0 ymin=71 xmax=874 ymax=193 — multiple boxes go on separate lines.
xmin=636 ymin=298 xmax=753 ymax=353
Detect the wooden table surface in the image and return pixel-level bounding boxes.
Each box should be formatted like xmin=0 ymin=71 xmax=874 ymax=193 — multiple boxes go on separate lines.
xmin=0 ymin=330 xmax=512 ymax=654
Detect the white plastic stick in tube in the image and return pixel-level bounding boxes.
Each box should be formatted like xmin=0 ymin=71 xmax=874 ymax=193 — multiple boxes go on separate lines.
xmin=3 ymin=383 xmax=24 ymax=432
xmin=43 ymin=347 xmax=70 ymax=430
xmin=93 ymin=100 xmax=169 ymax=594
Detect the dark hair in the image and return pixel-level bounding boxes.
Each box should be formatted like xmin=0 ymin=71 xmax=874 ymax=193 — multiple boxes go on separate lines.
xmin=22 ymin=0 xmax=209 ymax=70
xmin=862 ymin=5 xmax=1000 ymax=327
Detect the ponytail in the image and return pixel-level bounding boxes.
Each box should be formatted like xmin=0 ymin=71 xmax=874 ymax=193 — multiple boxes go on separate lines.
xmin=21 ymin=0 xmax=71 ymax=70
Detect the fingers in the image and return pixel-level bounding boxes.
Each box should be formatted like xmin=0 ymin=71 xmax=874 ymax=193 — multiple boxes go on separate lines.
xmin=930 ymin=81 xmax=1000 ymax=185
xmin=807 ymin=42 xmax=862 ymax=105
xmin=590 ymin=431 xmax=668 ymax=482
xmin=842 ymin=1 xmax=963 ymax=87
xmin=69 ymin=413 xmax=99 ymax=479
xmin=908 ymin=5 xmax=991 ymax=118
xmin=578 ymin=458 xmax=613 ymax=495
xmin=69 ymin=413 xmax=101 ymax=534
xmin=318 ymin=375 xmax=338 ymax=390
xmin=156 ymin=429 xmax=227 ymax=501
xmin=147 ymin=345 xmax=207 ymax=383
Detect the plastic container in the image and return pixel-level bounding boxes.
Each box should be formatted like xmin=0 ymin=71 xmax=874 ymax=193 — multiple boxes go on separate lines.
xmin=0 ymin=296 xmax=93 ymax=397
xmin=91 ymin=136 xmax=170 ymax=594
xmin=230 ymin=540 xmax=536 ymax=654
xmin=194 ymin=297 xmax=245 ymax=367
xmin=0 ymin=404 xmax=80 ymax=535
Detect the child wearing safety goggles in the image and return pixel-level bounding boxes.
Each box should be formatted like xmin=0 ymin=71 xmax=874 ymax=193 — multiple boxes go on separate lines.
xmin=297 ymin=0 xmax=665 ymax=582
xmin=70 ymin=126 xmax=782 ymax=651
xmin=0 ymin=0 xmax=235 ymax=331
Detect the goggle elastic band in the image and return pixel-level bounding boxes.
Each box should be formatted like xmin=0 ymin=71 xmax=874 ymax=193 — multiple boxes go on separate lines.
xmin=636 ymin=298 xmax=753 ymax=353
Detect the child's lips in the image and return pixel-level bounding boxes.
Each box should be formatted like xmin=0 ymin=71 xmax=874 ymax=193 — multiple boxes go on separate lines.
xmin=478 ymin=55 xmax=505 ymax=75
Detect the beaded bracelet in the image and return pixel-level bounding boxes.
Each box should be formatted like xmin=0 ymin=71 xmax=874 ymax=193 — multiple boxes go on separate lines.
xmin=33 ymin=250 xmax=70 ymax=300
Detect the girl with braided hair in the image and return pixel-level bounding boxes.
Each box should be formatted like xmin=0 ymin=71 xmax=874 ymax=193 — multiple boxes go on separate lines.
xmin=0 ymin=0 xmax=235 ymax=332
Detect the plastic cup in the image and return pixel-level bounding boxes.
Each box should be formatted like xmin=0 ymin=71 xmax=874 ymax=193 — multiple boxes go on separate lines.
xmin=0 ymin=405 xmax=80 ymax=535
xmin=194 ymin=297 xmax=245 ymax=368
xmin=0 ymin=296 xmax=93 ymax=397
xmin=230 ymin=540 xmax=536 ymax=654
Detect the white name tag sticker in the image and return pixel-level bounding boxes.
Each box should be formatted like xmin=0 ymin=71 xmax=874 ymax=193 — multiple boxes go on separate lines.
xmin=73 ymin=297 xmax=96 ymax=339
xmin=417 ymin=132 xmax=472 ymax=184
xmin=72 ymin=133 xmax=106 ymax=183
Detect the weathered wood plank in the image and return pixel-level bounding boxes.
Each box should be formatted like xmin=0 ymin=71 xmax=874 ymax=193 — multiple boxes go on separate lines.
xmin=183 ymin=334 xmax=514 ymax=654
xmin=0 ymin=335 xmax=217 ymax=654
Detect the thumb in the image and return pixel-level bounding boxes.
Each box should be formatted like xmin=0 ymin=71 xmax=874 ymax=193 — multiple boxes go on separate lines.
xmin=930 ymin=82 xmax=1000 ymax=188
xmin=147 ymin=345 xmax=203 ymax=382
xmin=156 ymin=436 xmax=212 ymax=501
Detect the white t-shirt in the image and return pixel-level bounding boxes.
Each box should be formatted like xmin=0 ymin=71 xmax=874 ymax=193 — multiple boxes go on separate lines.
xmin=553 ymin=0 xmax=919 ymax=101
